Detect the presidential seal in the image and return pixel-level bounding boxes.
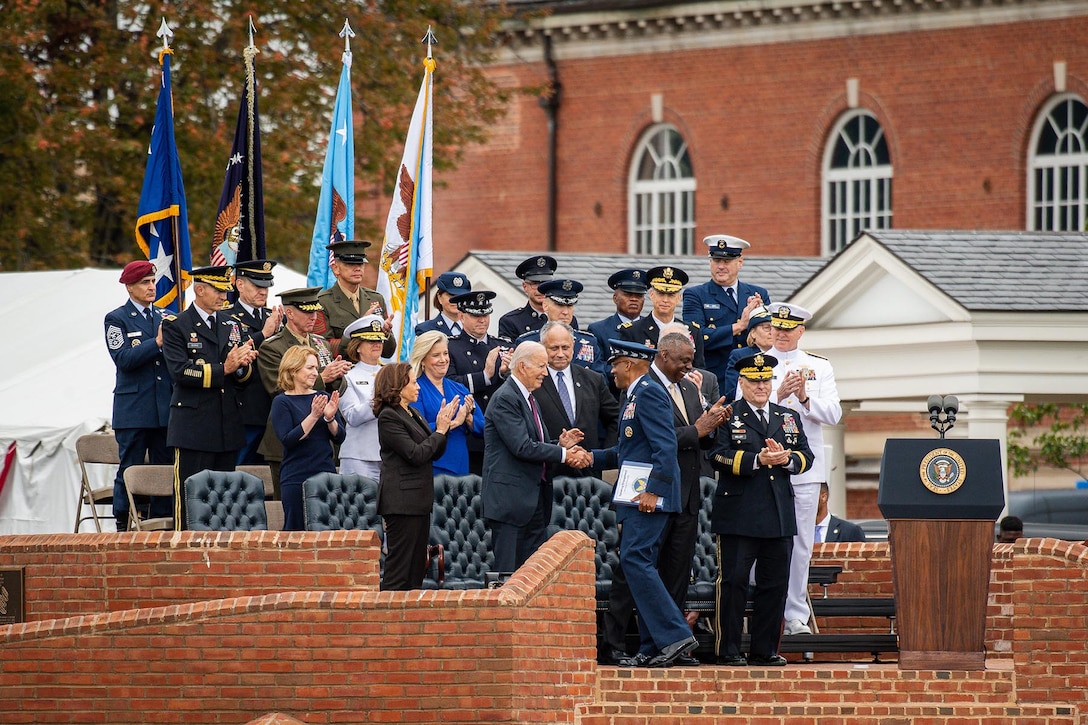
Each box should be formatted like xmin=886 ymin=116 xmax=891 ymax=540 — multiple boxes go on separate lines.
xmin=919 ymin=448 xmax=967 ymax=494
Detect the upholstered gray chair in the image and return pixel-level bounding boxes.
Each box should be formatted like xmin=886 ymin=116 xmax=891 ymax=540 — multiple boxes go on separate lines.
xmin=549 ymin=476 xmax=618 ymax=602
xmin=426 ymin=475 xmax=491 ymax=589
xmin=301 ymin=472 xmax=381 ymax=533
xmin=184 ymin=470 xmax=267 ymax=531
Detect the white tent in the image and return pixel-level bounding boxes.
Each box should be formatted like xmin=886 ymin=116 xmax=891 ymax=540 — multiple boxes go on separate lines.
xmin=0 ymin=266 xmax=308 ymax=535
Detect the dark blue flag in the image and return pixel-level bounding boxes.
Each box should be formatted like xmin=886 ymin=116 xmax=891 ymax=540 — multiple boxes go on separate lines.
xmin=211 ymin=46 xmax=265 ymax=266
xmin=135 ymin=48 xmax=192 ymax=312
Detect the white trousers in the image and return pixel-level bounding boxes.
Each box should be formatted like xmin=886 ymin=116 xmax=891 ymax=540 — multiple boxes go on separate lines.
xmin=784 ymin=481 xmax=822 ymax=624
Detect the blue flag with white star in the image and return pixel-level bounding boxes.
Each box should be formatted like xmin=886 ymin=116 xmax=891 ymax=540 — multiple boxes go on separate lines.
xmin=306 ymin=54 xmax=355 ymax=288
xmin=134 ymin=49 xmax=192 ymax=312
xmin=211 ymin=46 xmax=265 ymax=267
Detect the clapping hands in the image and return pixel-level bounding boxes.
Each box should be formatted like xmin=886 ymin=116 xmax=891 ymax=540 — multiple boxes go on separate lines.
xmin=435 ymin=397 xmax=470 ymax=434
xmin=558 ymin=428 xmax=585 ymax=449
xmin=758 ymin=437 xmax=792 ymax=467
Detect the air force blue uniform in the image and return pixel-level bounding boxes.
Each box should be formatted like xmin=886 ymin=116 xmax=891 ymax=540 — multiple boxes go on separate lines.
xmin=104 ymin=300 xmax=174 ymax=521
xmin=682 ymin=281 xmax=770 ymax=383
xmin=592 ymin=374 xmax=691 ymax=657
xmin=587 ymin=313 xmax=636 ymax=357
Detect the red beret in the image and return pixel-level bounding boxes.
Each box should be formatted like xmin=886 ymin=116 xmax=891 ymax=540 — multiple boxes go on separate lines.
xmin=119 ymin=260 xmax=155 ymax=284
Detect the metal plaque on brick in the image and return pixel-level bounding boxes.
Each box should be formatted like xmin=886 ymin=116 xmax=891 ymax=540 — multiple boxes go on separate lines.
xmin=0 ymin=567 xmax=26 ymax=625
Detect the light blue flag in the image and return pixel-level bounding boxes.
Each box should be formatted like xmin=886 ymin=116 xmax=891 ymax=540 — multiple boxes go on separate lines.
xmin=135 ymin=45 xmax=192 ymax=312
xmin=307 ymin=53 xmax=355 ymax=288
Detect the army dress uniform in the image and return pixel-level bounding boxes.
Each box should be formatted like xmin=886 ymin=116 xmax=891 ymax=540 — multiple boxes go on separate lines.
xmin=682 ymin=236 xmax=770 ymax=385
xmin=225 ymin=259 xmax=278 ymax=465
xmin=709 ymin=353 xmax=813 ymax=665
xmin=161 ymin=266 xmax=253 ymax=530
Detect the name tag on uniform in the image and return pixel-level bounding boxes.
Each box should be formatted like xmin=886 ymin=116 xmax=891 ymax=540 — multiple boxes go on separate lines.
xmin=127 ymin=331 xmax=142 ymax=337
xmin=703 ymin=303 xmax=720 ymax=309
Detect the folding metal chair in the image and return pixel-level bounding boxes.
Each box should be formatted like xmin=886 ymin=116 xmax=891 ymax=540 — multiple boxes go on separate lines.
xmin=123 ymin=465 xmax=175 ymax=531
xmin=74 ymin=432 xmax=119 ymax=533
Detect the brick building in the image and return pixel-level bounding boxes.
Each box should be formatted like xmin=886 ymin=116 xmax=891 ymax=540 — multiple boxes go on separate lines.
xmin=426 ymin=0 xmax=1088 ymax=272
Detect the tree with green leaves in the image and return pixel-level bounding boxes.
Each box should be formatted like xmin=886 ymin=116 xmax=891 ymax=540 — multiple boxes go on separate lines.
xmin=1008 ymin=402 xmax=1088 ymax=480
xmin=0 ymin=1 xmax=511 ymax=272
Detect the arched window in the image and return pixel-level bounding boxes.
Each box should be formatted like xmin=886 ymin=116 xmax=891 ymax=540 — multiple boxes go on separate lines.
xmin=822 ymin=110 xmax=893 ymax=255
xmin=1028 ymin=94 xmax=1088 ymax=231
xmin=628 ymin=125 xmax=696 ymax=255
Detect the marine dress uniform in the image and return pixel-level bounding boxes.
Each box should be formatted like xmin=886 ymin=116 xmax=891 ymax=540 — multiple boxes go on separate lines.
xmin=315 ymin=240 xmax=393 ymax=358
xmin=682 ymin=236 xmax=770 ymax=384
xmin=162 ymin=266 xmax=254 ymax=530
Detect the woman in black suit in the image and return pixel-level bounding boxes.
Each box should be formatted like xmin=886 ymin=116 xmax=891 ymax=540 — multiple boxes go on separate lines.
xmin=373 ymin=362 xmax=468 ymax=590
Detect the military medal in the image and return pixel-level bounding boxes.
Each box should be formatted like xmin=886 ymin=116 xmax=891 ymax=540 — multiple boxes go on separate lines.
xmin=624 ymin=426 xmax=633 ymax=438
xmin=622 ymin=401 xmax=636 ymax=420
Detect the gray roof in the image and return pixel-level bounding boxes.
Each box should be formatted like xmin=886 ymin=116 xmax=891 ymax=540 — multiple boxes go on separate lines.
xmin=459 ymin=251 xmax=826 ymax=323
xmin=859 ymin=230 xmax=1088 ymax=312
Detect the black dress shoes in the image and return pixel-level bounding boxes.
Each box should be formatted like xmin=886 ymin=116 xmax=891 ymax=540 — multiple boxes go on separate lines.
xmin=599 ymin=647 xmax=629 ymax=666
xmin=618 ymin=652 xmax=653 ymax=667
xmin=716 ymin=654 xmax=748 ymax=666
xmin=673 ymin=652 xmax=701 ymax=667
xmin=646 ymin=635 xmax=699 ymax=668
xmin=748 ymin=653 xmax=788 ymax=666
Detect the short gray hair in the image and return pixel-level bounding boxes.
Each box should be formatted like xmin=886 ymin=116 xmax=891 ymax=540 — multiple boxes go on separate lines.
xmin=658 ymin=331 xmax=693 ymax=356
xmin=539 ymin=320 xmax=575 ymax=342
xmin=510 ymin=340 xmax=545 ymax=371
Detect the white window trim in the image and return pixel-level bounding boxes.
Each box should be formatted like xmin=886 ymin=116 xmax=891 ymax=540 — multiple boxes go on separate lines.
xmin=821 ymin=109 xmax=894 ymax=256
xmin=1027 ymin=92 xmax=1088 ymax=232
xmin=627 ymin=124 xmax=697 ymax=255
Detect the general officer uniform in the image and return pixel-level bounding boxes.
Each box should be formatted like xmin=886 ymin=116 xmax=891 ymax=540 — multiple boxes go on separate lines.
xmin=415 ymin=271 xmax=470 ymax=337
xmin=315 ymin=240 xmax=394 ymax=358
xmin=515 ymin=279 xmax=604 ymax=377
xmin=497 ymin=255 xmax=579 ymax=340
xmin=104 ymin=260 xmax=174 ymax=530
xmin=162 ymin=265 xmax=253 ymax=530
xmin=224 ymin=259 xmax=278 ymax=465
xmin=446 ymin=290 xmax=510 ymax=474
xmin=710 ymin=353 xmax=813 ymax=666
xmin=587 ymin=268 xmax=648 ymax=355
xmin=682 ymin=235 xmax=770 ymax=385
xmin=617 ymin=265 xmax=705 ymax=369
xmin=590 ymin=340 xmax=698 ymax=668
xmin=256 ymin=287 xmax=337 ymax=498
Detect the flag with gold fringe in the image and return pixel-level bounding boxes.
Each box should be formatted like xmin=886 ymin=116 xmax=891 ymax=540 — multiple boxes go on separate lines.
xmin=211 ymin=25 xmax=265 ymax=267
xmin=376 ymin=29 xmax=436 ymax=361
xmin=134 ymin=20 xmax=192 ymax=312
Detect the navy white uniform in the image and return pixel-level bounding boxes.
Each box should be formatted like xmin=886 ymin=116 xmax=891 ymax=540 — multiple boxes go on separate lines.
xmin=104 ymin=299 xmax=174 ymax=524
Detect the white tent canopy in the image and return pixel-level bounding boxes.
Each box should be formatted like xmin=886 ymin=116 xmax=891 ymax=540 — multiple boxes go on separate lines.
xmin=0 ymin=266 xmax=308 ymax=535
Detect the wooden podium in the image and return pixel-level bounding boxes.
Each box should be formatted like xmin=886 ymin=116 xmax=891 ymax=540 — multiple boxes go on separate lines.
xmin=878 ymin=439 xmax=1004 ymax=670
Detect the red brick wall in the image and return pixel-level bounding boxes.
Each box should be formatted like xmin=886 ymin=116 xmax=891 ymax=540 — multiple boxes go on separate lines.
xmin=0 ymin=530 xmax=596 ymax=724
xmin=430 ymin=16 xmax=1088 ymax=272
xmin=0 ymin=530 xmax=380 ymax=621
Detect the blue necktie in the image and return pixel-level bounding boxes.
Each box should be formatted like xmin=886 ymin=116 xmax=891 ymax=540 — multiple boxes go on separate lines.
xmin=556 ymin=371 xmax=575 ymax=423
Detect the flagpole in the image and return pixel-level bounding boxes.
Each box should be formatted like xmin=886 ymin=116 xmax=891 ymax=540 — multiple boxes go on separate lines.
xmin=244 ymin=17 xmax=259 ymax=260
xmin=159 ymin=19 xmax=186 ymax=311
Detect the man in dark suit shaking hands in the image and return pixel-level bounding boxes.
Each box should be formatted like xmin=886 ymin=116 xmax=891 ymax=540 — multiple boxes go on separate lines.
xmin=482 ymin=341 xmax=590 ymax=572
xmin=535 ymin=321 xmax=620 ymax=479
xmin=710 ymin=352 xmax=814 ymax=667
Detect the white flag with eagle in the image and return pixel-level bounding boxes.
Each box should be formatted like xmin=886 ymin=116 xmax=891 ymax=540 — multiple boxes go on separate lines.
xmin=376 ymin=52 xmax=435 ymax=361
